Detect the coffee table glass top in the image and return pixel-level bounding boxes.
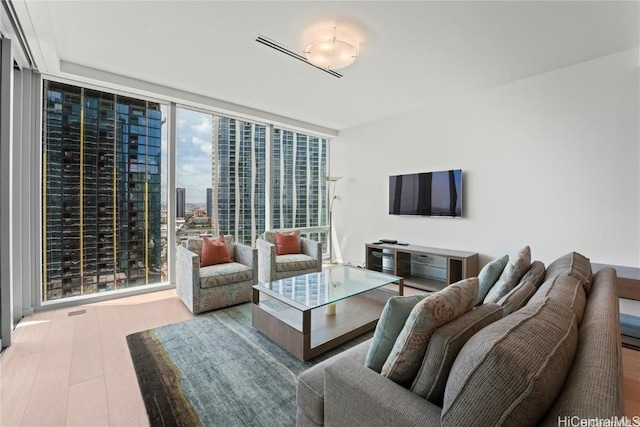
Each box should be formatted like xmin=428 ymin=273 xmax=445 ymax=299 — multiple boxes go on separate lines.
xmin=257 ymin=266 xmax=401 ymax=309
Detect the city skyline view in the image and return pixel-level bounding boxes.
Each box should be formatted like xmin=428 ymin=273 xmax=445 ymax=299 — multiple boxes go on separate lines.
xmin=175 ymin=108 xmax=212 ymax=204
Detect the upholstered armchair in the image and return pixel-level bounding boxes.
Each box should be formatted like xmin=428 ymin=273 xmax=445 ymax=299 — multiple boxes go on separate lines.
xmin=176 ymin=236 xmax=258 ymax=314
xmin=256 ymin=230 xmax=322 ymax=283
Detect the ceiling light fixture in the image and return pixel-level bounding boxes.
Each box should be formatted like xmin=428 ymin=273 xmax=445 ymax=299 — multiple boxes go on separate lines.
xmin=305 ymin=28 xmax=358 ymax=71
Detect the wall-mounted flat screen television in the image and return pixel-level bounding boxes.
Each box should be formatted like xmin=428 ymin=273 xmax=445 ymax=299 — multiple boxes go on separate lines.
xmin=389 ymin=169 xmax=462 ymax=217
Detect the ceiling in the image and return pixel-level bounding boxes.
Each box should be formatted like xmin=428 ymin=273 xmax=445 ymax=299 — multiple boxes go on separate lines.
xmin=16 ymin=1 xmax=639 ymax=132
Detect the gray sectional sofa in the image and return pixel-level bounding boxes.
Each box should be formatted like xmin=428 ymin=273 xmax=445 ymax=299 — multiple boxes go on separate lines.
xmin=296 ymin=253 xmax=623 ymax=426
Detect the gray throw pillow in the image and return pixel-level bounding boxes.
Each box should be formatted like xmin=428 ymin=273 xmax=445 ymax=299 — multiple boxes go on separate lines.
xmin=544 ymin=252 xmax=593 ymax=294
xmin=364 ymin=294 xmax=429 ymax=372
xmin=484 ymin=246 xmax=531 ymax=304
xmin=442 ymin=298 xmax=578 ymax=426
xmin=497 ymin=281 xmax=536 ymax=316
xmin=475 ymin=255 xmax=508 ymax=305
xmin=381 ymin=278 xmax=479 ymax=387
xmin=519 ymin=260 xmax=545 ymax=288
xmin=410 ymin=303 xmax=503 ymax=404
xmin=528 ymin=275 xmax=586 ymax=325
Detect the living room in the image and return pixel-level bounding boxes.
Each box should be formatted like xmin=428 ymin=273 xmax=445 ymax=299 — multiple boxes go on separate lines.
xmin=1 ymin=1 xmax=638 ymax=426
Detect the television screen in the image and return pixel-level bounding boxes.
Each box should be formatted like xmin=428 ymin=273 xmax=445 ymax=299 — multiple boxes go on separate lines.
xmin=389 ymin=169 xmax=462 ymax=217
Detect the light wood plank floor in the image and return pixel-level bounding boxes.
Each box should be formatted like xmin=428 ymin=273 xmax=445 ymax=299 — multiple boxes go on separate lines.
xmin=0 ymin=289 xmax=193 ymax=427
xmin=1 ymin=288 xmax=639 ymax=426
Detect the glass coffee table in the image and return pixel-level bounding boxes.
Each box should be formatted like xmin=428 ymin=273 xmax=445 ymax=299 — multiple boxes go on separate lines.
xmin=252 ymin=266 xmax=403 ymax=361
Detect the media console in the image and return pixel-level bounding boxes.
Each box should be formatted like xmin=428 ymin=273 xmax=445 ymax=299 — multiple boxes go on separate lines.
xmin=365 ymin=243 xmax=479 ymax=292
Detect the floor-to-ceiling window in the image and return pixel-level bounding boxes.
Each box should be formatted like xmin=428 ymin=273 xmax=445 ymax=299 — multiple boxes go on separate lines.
xmin=42 ymin=80 xmax=167 ymax=302
xmin=175 ymin=107 xmax=213 ymax=240
xmin=213 ymin=116 xmax=267 ymax=246
xmin=175 ymin=111 xmax=329 ymax=250
xmin=272 ymin=128 xmax=328 ymax=249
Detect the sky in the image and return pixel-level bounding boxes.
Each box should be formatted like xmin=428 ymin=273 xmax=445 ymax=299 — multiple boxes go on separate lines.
xmin=161 ymin=106 xmax=213 ymax=205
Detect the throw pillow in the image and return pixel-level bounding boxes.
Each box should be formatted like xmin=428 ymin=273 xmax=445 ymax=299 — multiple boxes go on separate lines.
xmin=364 ymin=294 xmax=430 ymax=373
xmin=544 ymin=252 xmax=593 ymax=294
xmin=475 ymin=255 xmax=508 ymax=305
xmin=496 ymin=281 xmax=536 ymax=316
xmin=201 ymin=235 xmax=232 ymax=267
xmin=442 ymin=299 xmax=578 ymax=426
xmin=483 ymin=245 xmax=531 ymax=304
xmin=410 ymin=303 xmax=503 ymax=404
xmin=519 ymin=260 xmax=546 ymax=288
xmin=275 ymin=230 xmax=300 ymax=255
xmin=528 ymin=275 xmax=586 ymax=325
xmin=380 ymin=277 xmax=478 ymax=387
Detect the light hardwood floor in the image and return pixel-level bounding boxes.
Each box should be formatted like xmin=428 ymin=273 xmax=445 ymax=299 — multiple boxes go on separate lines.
xmin=0 ymin=288 xmax=638 ymax=426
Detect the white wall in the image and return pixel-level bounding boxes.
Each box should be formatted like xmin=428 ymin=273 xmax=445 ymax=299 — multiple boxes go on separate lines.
xmin=331 ymin=48 xmax=639 ymax=271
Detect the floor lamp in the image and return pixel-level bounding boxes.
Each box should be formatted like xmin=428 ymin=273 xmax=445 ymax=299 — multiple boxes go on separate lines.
xmin=325 ymin=176 xmax=343 ymax=264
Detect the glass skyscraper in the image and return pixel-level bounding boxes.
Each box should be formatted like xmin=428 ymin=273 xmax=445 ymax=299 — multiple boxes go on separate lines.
xmin=206 ymin=188 xmax=212 ymax=218
xmin=272 ymin=129 xmax=328 ymax=231
xmin=42 ymin=80 xmax=163 ymax=301
xmin=176 ymin=187 xmax=186 ymax=218
xmin=212 ymin=116 xmax=267 ymax=245
xmin=210 ymin=118 xmax=328 ymax=247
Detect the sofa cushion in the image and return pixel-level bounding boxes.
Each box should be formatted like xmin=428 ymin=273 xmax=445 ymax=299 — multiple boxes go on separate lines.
xmin=483 ymin=245 xmax=531 ymax=304
xmin=410 ymin=303 xmax=503 ymax=404
xmin=475 ymin=255 xmax=508 ymax=306
xmin=442 ymin=298 xmax=578 ymax=427
xmin=276 ymin=230 xmax=301 ymax=255
xmin=544 ymin=252 xmax=593 ymax=294
xmin=365 ymin=294 xmax=430 ymax=373
xmin=297 ymin=340 xmax=371 ymax=425
xmin=201 ymin=235 xmax=232 ymax=267
xmin=497 ymin=281 xmax=537 ymax=316
xmin=528 ymin=275 xmax=586 ymax=325
xmin=275 ymin=254 xmax=317 ymax=272
xmin=199 ymin=262 xmax=253 ymax=288
xmin=381 ymin=278 xmax=478 ymax=387
xmin=519 ymin=260 xmax=546 ymax=288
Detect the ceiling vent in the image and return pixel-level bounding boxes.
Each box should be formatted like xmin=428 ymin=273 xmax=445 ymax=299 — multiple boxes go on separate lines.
xmin=256 ymin=35 xmax=343 ymax=78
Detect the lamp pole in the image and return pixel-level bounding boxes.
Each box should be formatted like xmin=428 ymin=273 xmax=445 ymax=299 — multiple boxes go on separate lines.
xmin=325 ymin=176 xmax=343 ymax=264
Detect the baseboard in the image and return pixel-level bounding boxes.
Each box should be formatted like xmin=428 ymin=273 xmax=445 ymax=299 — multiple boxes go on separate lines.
xmin=622 ymin=335 xmax=640 ymax=351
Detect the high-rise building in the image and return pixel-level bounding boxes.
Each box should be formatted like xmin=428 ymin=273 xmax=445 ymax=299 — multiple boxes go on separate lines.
xmin=272 ymin=129 xmax=328 ymax=230
xmin=176 ymin=188 xmax=186 ymax=218
xmin=206 ymin=188 xmax=212 ymax=218
xmin=42 ymin=80 xmax=163 ymax=301
xmin=212 ymin=116 xmax=266 ymax=245
xmin=210 ymin=117 xmax=328 ymax=247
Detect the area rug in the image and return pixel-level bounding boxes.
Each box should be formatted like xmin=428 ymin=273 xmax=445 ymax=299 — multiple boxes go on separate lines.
xmin=126 ymin=302 xmax=373 ymax=427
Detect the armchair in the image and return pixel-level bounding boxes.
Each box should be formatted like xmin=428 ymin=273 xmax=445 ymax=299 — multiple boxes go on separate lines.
xmin=176 ymin=236 xmax=258 ymax=314
xmin=256 ymin=230 xmax=322 ymax=283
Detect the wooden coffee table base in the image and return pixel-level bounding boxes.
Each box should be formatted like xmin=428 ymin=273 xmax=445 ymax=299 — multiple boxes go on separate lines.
xmin=252 ymin=286 xmax=400 ymax=361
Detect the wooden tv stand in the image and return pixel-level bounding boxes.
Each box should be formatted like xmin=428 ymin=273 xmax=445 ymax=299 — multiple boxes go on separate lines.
xmin=366 ymin=243 xmax=479 ymax=292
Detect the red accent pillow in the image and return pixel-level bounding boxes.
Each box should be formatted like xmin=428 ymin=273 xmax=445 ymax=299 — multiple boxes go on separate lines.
xmin=201 ymin=235 xmax=232 ymax=267
xmin=275 ymin=231 xmax=300 ymax=255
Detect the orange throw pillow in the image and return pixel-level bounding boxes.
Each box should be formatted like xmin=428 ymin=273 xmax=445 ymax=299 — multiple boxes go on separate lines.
xmin=201 ymin=235 xmax=232 ymax=267
xmin=275 ymin=231 xmax=300 ymax=255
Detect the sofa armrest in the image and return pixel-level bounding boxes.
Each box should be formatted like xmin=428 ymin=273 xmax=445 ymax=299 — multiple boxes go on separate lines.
xmin=324 ymin=355 xmax=442 ymax=427
xmin=257 ymin=238 xmax=277 ymax=283
xmin=235 ymin=243 xmax=258 ymax=285
xmin=300 ymin=237 xmax=322 ymax=271
xmin=540 ymin=267 xmax=624 ymax=424
xmin=176 ymin=245 xmax=200 ymax=313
